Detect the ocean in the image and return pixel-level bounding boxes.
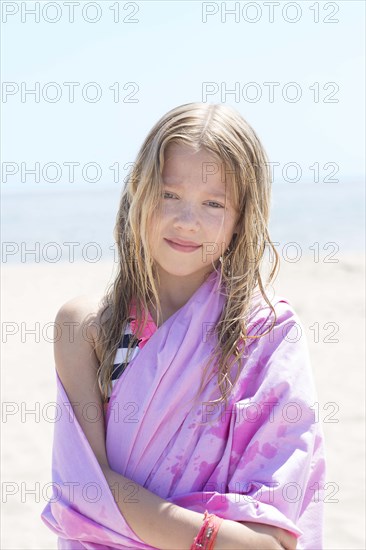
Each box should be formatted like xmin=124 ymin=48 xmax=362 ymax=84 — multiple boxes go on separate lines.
xmin=1 ymin=179 xmax=364 ymax=264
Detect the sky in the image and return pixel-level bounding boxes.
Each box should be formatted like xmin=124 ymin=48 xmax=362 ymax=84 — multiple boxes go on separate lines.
xmin=1 ymin=0 xmax=365 ymax=194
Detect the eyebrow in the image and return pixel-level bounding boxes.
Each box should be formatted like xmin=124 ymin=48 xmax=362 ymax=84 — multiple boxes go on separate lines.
xmin=162 ymin=180 xmax=227 ymax=200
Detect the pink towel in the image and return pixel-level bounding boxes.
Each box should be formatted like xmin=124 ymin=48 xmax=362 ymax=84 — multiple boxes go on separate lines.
xmin=41 ymin=270 xmax=326 ymax=549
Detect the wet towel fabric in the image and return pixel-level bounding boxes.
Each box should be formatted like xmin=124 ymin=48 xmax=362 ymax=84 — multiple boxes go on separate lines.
xmin=41 ymin=270 xmax=326 ymax=549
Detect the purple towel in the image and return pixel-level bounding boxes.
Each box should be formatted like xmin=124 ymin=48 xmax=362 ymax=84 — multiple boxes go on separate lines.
xmin=41 ymin=270 xmax=326 ymax=548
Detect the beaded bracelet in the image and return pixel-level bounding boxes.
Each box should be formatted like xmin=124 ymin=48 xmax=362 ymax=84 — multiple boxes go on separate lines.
xmin=190 ymin=510 xmax=224 ymax=550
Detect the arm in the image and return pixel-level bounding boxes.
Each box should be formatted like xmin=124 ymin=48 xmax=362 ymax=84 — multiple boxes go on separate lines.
xmin=54 ymin=296 xmax=293 ymax=550
xmin=100 ymin=464 xmax=294 ymax=550
xmin=53 ymin=295 xmax=111 ymax=469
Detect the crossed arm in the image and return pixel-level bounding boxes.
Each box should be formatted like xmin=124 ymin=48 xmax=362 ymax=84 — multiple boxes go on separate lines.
xmin=54 ymin=296 xmax=297 ymax=550
xmin=99 ymin=463 xmax=297 ymax=550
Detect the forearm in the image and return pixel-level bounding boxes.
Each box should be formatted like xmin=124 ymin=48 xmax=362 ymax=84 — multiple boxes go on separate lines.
xmin=101 ymin=465 xmax=283 ymax=550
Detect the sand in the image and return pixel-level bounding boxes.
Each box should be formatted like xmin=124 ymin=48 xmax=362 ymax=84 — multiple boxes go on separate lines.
xmin=1 ymin=254 xmax=365 ymax=549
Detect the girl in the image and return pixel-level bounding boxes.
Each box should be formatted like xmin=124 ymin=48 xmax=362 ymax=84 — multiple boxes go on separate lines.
xmin=41 ymin=103 xmax=326 ymax=549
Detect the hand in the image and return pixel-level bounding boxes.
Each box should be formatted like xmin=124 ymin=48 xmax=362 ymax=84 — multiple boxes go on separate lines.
xmin=243 ymin=522 xmax=297 ymax=550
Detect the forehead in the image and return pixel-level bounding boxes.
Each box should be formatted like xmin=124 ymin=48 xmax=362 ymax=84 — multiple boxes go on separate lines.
xmin=162 ymin=143 xmax=232 ymax=189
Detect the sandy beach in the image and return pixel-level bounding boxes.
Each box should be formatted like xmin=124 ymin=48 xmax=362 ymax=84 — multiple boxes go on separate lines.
xmin=1 ymin=253 xmax=365 ymax=549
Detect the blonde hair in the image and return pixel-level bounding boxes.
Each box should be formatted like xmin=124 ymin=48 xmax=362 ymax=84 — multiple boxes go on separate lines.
xmin=95 ymin=102 xmax=280 ymax=412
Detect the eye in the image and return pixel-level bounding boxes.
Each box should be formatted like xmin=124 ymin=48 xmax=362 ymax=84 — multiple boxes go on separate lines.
xmin=162 ymin=192 xmax=224 ymax=209
xmin=206 ymin=201 xmax=224 ymax=209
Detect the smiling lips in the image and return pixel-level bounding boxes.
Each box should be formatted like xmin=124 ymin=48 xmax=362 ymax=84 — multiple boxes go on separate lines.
xmin=165 ymin=238 xmax=202 ymax=253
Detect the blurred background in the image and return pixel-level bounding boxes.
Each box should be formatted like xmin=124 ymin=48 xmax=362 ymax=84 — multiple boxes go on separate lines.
xmin=1 ymin=1 xmax=365 ymax=548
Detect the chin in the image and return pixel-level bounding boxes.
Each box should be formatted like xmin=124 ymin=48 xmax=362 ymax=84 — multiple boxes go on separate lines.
xmin=157 ymin=262 xmax=212 ymax=279
xmin=164 ymin=268 xmax=202 ymax=278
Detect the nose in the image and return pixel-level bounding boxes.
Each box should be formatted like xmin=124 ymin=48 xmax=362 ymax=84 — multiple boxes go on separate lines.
xmin=172 ymin=203 xmax=200 ymax=231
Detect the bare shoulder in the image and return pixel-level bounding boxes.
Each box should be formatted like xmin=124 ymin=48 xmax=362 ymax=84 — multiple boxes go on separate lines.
xmin=53 ymin=294 xmax=111 ymax=468
xmin=55 ymin=294 xmax=110 ymax=363
xmin=55 ymin=293 xmax=104 ymax=322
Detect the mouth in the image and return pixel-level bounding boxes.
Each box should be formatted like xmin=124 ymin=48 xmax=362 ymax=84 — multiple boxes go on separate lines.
xmin=164 ymin=239 xmax=202 ymax=253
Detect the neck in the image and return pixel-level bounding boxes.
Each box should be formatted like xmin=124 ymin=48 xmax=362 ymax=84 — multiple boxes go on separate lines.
xmin=148 ymin=268 xmax=216 ymax=327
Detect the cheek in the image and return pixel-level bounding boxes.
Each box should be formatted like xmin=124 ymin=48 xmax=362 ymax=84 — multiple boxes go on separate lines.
xmin=214 ymin=211 xmax=236 ymax=234
xmin=155 ymin=200 xmax=237 ymax=243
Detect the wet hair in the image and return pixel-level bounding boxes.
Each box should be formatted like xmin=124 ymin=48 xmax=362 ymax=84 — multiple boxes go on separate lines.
xmin=94 ymin=102 xmax=279 ymax=411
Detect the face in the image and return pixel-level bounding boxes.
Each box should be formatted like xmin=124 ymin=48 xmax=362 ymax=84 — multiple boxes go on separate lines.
xmin=148 ymin=143 xmax=239 ymax=284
